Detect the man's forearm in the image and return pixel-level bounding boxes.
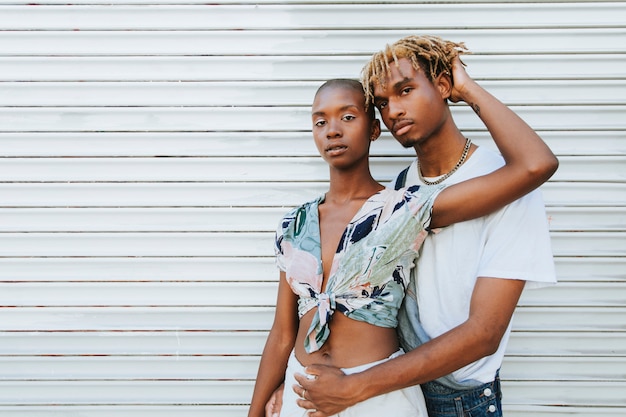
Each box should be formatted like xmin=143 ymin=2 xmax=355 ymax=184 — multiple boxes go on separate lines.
xmin=352 ymin=320 xmax=494 ymax=402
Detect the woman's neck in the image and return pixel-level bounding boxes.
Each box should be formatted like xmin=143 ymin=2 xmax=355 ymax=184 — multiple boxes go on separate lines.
xmin=325 ymin=171 xmax=383 ymax=204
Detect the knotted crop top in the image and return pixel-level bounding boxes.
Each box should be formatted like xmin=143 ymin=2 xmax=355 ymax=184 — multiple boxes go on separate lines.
xmin=274 ymin=185 xmax=442 ymax=353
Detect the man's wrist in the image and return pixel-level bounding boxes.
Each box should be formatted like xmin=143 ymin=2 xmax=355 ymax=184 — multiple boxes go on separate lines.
xmin=346 ymin=370 xmax=373 ymax=405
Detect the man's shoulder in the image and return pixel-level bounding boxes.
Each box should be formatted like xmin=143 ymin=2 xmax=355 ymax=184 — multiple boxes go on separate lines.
xmin=463 ymin=146 xmax=504 ymax=175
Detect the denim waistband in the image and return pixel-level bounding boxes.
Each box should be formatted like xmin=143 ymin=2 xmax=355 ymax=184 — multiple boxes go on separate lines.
xmin=422 ymin=370 xmax=500 ymax=399
xmin=421 ymin=371 xmax=502 ymax=417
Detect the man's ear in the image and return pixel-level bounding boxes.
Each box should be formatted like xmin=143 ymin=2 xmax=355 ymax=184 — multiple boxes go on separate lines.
xmin=370 ymin=119 xmax=381 ymax=141
xmin=436 ymin=71 xmax=453 ymax=101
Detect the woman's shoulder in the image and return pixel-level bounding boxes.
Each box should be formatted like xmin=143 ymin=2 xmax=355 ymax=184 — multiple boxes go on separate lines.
xmin=277 ymin=195 xmax=323 ymax=231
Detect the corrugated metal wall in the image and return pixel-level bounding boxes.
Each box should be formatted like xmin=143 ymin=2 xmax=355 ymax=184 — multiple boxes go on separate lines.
xmin=0 ymin=1 xmax=624 ymax=416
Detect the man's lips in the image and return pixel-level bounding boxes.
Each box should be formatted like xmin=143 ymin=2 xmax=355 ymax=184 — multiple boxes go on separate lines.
xmin=393 ymin=120 xmax=413 ymax=136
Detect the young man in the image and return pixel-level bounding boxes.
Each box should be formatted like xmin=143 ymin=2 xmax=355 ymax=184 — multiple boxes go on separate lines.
xmin=284 ymin=35 xmax=557 ymax=417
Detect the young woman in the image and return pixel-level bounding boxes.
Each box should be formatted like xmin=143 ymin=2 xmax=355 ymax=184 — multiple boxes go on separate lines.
xmin=249 ymin=51 xmax=558 ymax=416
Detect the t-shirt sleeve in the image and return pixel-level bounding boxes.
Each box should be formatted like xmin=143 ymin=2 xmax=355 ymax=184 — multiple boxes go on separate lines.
xmin=478 ymin=189 xmax=557 ymax=289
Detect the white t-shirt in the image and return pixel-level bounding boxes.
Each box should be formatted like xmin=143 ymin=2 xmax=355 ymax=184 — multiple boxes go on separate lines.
xmin=395 ymin=146 xmax=556 ymax=386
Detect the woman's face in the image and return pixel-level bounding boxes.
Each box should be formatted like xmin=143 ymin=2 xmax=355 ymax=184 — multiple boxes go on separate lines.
xmin=311 ymin=86 xmax=378 ymax=169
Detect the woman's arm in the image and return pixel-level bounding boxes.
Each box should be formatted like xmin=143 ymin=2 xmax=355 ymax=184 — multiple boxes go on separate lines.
xmin=431 ymin=57 xmax=558 ymax=228
xmin=248 ymin=271 xmax=299 ymax=417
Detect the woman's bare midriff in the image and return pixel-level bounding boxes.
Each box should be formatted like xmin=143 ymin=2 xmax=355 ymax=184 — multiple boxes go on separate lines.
xmin=294 ymin=309 xmax=400 ymax=369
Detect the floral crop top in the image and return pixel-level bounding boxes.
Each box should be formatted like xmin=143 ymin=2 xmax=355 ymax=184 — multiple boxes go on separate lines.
xmin=274 ymin=185 xmax=443 ymax=353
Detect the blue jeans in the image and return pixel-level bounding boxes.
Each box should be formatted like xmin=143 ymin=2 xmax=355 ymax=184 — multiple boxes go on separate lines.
xmin=421 ymin=372 xmax=502 ymax=417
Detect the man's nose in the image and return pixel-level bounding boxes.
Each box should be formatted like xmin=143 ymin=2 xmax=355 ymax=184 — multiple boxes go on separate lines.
xmin=388 ymin=98 xmax=405 ymax=118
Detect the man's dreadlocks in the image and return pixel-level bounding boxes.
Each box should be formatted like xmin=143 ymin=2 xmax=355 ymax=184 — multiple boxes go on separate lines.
xmin=361 ymin=35 xmax=469 ymax=108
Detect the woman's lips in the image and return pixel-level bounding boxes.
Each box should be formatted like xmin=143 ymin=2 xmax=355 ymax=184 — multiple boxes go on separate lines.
xmin=326 ymin=145 xmax=347 ymax=156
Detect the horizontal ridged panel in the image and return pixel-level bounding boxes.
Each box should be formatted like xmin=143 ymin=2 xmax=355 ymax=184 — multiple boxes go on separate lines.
xmin=1 ymin=29 xmax=624 ymax=55
xmin=1 ymin=281 xmax=624 ymax=307
xmin=1 ymin=55 xmax=624 ymax=81
xmin=2 ymin=306 xmax=624 ymax=332
xmin=517 ymin=282 xmax=626 ymax=307
xmin=0 ymin=307 xmax=276 ymax=331
xmin=0 ymin=380 xmax=253 ymax=404
xmin=3 ymin=4 xmax=624 ymax=30
xmin=0 ymin=380 xmax=624 ymax=406
xmin=546 ymin=207 xmax=625 ymax=232
xmin=504 ymin=405 xmax=625 ymax=417
xmin=3 ymin=355 xmax=624 ymax=382
xmin=0 ymin=282 xmax=281 ymax=307
xmin=554 ymin=257 xmax=626 ymax=282
xmin=0 ymin=206 xmax=621 ymax=232
xmin=0 ymin=208 xmax=287 ymax=232
xmin=0 ymin=232 xmax=274 ymax=257
xmin=0 ymin=256 xmax=622 ymax=283
xmin=1 ymin=356 xmax=260 ymax=380
xmin=0 ymin=257 xmax=278 ymax=282
xmin=4 ymin=0 xmax=612 ymax=3
xmin=502 ymin=381 xmax=626 ymax=406
xmin=0 ymin=331 xmax=268 ymax=355
xmin=2 ymin=1 xmax=624 ymax=415
xmin=501 ymin=356 xmax=626 ymax=381
xmin=4 ymin=80 xmax=624 ymax=106
xmin=2 ymin=329 xmax=624 ymax=357
xmin=0 ymin=131 xmax=624 ymax=158
xmin=0 ymin=231 xmax=623 ymax=257
xmin=0 ymin=405 xmax=620 ymax=417
xmin=0 ymin=156 xmax=623 ymax=182
xmin=549 ymin=231 xmax=626 ymax=257
xmin=1 ymin=182 xmax=624 ymax=207
xmin=0 ymin=405 xmax=246 ymax=417
xmin=4 ymin=355 xmax=625 ymax=382
xmin=2 ymin=106 xmax=625 ymax=132
xmin=511 ymin=307 xmax=626 ymax=331
xmin=507 ymin=331 xmax=626 ymax=356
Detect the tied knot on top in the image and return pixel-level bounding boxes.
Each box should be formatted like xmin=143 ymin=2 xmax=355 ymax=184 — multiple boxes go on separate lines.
xmin=316 ymin=292 xmax=336 ymax=327
xmin=304 ymin=291 xmax=337 ymax=353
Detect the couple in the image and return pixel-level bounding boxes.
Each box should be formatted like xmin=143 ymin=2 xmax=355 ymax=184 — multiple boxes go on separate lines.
xmin=248 ymin=35 xmax=558 ymax=417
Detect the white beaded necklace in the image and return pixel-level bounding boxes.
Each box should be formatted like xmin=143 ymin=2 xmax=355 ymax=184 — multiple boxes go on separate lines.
xmin=417 ymin=138 xmax=472 ymax=185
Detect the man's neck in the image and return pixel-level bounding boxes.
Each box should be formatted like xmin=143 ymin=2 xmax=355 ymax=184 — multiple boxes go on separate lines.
xmin=414 ymin=134 xmax=469 ymax=177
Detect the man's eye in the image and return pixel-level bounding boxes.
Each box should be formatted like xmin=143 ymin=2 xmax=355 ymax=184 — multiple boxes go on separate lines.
xmin=377 ymin=102 xmax=387 ymax=110
xmin=343 ymin=115 xmax=355 ymax=121
xmin=401 ymin=87 xmax=412 ymax=95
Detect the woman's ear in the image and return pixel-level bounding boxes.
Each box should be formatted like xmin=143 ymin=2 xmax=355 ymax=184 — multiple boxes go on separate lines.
xmin=436 ymin=71 xmax=453 ymax=101
xmin=370 ymin=119 xmax=381 ymax=141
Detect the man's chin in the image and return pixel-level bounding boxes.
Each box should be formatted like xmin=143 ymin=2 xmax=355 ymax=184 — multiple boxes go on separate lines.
xmin=395 ymin=136 xmax=417 ymax=149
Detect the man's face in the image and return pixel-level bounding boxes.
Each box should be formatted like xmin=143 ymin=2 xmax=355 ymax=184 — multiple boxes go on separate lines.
xmin=372 ymin=58 xmax=447 ymax=148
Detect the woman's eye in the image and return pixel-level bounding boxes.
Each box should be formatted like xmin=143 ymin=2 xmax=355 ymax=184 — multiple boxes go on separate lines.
xmin=314 ymin=120 xmax=326 ymax=127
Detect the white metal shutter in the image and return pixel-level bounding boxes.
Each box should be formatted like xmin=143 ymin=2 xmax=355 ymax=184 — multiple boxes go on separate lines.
xmin=0 ymin=1 xmax=624 ymax=416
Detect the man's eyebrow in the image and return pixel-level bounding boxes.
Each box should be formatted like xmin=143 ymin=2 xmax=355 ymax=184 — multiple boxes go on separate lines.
xmin=392 ymin=77 xmax=412 ymax=91
xmin=373 ymin=77 xmax=412 ymax=103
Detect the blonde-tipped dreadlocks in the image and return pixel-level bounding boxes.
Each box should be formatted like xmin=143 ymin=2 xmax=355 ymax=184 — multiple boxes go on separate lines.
xmin=361 ymin=35 xmax=469 ymax=108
